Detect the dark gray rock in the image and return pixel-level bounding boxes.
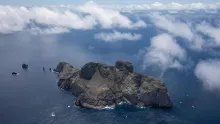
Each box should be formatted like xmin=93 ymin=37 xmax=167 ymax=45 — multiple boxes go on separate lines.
xmin=56 ymin=60 xmax=172 ymax=109
xmin=115 ymin=60 xmax=133 ymax=73
xmin=139 ymin=89 xmax=172 ymax=108
xmin=80 ymin=62 xmax=97 ymax=80
xmin=12 ymin=72 xmax=18 ymax=76
xmin=56 ymin=62 xmax=79 ymax=90
xmin=22 ymin=64 xmax=28 ymax=70
xmin=56 ymin=62 xmax=73 ymax=73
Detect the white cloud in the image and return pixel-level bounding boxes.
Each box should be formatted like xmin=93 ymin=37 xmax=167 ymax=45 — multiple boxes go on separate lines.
xmin=77 ymin=2 xmax=146 ymax=29
xmin=142 ymin=33 xmax=186 ymax=71
xmin=0 ymin=2 xmax=146 ymax=34
xmin=95 ymin=31 xmax=142 ymax=42
xmin=167 ymin=10 xmax=179 ymax=14
xmin=149 ymin=13 xmax=208 ymax=51
xmin=149 ymin=13 xmax=194 ymax=41
xmin=195 ymin=59 xmax=220 ymax=90
xmin=0 ymin=5 xmax=96 ymax=34
xmin=30 ymin=7 xmax=97 ymax=30
xmin=105 ymin=2 xmax=220 ymax=11
xmin=0 ymin=6 xmax=30 ymax=34
xmin=196 ymin=22 xmax=220 ymax=46
xmin=190 ymin=34 xmax=206 ymax=51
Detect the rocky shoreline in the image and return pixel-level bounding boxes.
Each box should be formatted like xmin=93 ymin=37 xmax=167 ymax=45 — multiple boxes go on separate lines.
xmin=56 ymin=60 xmax=173 ymax=109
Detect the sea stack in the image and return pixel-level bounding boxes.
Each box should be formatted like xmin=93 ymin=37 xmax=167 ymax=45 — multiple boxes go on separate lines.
xmin=22 ymin=64 xmax=28 ymax=70
xmin=56 ymin=60 xmax=173 ymax=109
xmin=12 ymin=72 xmax=18 ymax=76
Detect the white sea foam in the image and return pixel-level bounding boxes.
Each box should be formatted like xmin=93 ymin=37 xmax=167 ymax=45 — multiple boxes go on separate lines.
xmin=51 ymin=112 xmax=55 ymax=117
xmin=103 ymin=106 xmax=115 ymax=110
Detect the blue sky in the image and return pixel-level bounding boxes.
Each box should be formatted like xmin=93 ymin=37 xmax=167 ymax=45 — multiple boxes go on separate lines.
xmin=0 ymin=0 xmax=219 ymax=5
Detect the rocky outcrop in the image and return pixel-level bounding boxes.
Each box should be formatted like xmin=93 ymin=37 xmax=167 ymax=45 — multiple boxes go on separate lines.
xmin=22 ymin=64 xmax=28 ymax=70
xmin=56 ymin=60 xmax=172 ymax=109
xmin=115 ymin=60 xmax=133 ymax=73
xmin=12 ymin=72 xmax=18 ymax=76
xmin=56 ymin=62 xmax=80 ymax=89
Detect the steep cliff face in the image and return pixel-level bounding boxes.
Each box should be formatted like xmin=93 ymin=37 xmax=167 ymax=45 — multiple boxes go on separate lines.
xmin=56 ymin=61 xmax=172 ymax=109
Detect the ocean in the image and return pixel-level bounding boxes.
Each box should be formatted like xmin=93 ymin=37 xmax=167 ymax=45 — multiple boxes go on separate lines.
xmin=0 ymin=11 xmax=220 ymax=124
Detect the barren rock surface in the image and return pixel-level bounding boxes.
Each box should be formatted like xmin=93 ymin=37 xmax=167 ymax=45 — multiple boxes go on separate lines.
xmin=56 ymin=60 xmax=172 ymax=109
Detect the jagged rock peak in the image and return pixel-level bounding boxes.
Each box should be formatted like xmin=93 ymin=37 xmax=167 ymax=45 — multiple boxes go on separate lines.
xmin=115 ymin=60 xmax=133 ymax=73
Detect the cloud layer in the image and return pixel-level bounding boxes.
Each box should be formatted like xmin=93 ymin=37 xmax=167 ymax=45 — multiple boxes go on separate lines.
xmin=0 ymin=2 xmax=219 ymax=35
xmin=149 ymin=13 xmax=193 ymax=41
xmin=148 ymin=13 xmax=220 ymax=51
xmin=196 ymin=22 xmax=220 ymax=46
xmin=95 ymin=31 xmax=142 ymax=42
xmin=105 ymin=2 xmax=220 ymax=11
xmin=195 ymin=59 xmax=220 ymax=90
xmin=78 ymin=2 xmax=146 ymax=29
xmin=0 ymin=2 xmax=146 ymax=34
xmin=142 ymin=33 xmax=186 ymax=72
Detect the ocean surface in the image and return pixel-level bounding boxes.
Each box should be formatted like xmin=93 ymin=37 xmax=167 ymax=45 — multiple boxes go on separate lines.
xmin=1 ymin=11 xmax=220 ymax=124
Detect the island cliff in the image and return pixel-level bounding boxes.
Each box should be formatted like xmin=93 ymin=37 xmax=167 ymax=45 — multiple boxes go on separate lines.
xmin=56 ymin=60 xmax=172 ymax=109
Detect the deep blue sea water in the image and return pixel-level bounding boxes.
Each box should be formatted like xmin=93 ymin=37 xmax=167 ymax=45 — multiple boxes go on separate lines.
xmin=1 ymin=13 xmax=220 ymax=124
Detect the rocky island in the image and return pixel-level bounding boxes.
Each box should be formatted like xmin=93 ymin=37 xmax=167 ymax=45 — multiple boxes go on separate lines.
xmin=56 ymin=60 xmax=172 ymax=109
